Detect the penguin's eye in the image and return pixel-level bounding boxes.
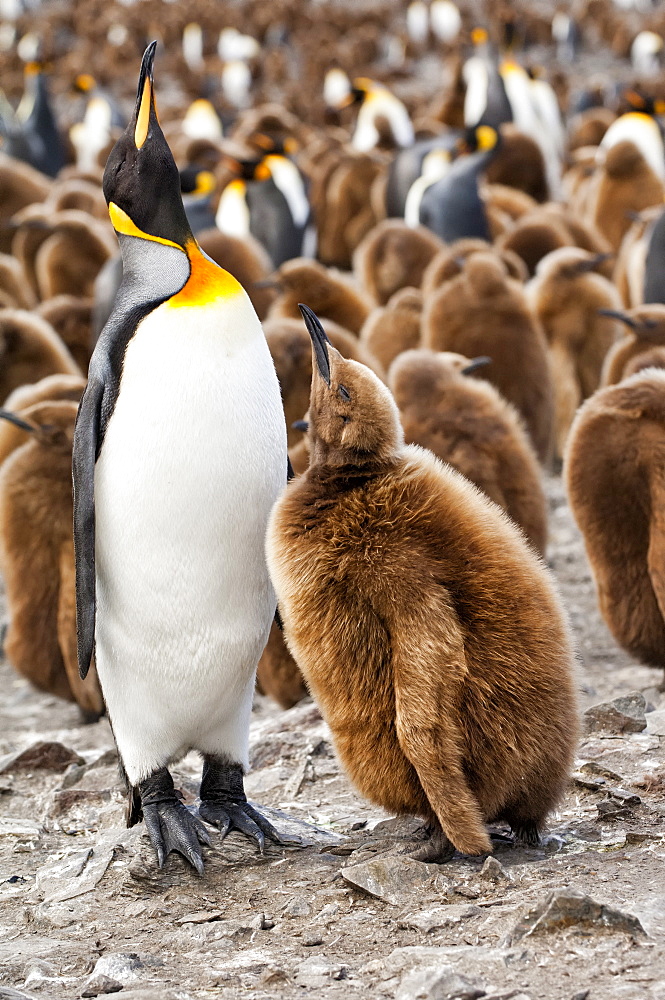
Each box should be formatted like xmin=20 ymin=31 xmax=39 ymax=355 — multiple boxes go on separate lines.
xmin=338 ymin=385 xmax=351 ymax=402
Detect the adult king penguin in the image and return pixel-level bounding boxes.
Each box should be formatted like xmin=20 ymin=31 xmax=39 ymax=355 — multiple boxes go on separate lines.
xmin=73 ymin=43 xmax=288 ymax=874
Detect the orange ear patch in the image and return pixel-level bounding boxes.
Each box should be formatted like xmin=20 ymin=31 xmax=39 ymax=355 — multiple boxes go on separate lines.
xmin=168 ymin=241 xmax=243 ymax=307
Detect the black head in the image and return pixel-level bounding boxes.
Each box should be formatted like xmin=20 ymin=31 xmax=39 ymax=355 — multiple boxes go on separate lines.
xmin=102 ymin=42 xmax=192 ymax=249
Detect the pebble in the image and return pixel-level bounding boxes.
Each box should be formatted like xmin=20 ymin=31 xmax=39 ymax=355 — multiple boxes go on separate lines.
xmin=0 ymin=741 xmax=85 ymax=774
xmin=282 ymin=895 xmax=312 ymax=917
xmin=584 ymin=693 xmax=647 ymax=734
xmin=81 ymin=973 xmax=124 ymax=997
xmin=399 ymin=905 xmax=481 ymax=933
xmin=479 ymin=857 xmax=511 ymax=883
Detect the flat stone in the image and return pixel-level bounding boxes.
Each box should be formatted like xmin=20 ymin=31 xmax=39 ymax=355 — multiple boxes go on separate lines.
xmin=177 ymin=910 xmax=224 ymax=924
xmin=508 ymin=888 xmax=647 ymax=943
xmin=399 ymin=905 xmax=481 ymax=933
xmin=81 ymin=974 xmax=124 ymax=997
xmin=0 ymin=988 xmax=41 ymax=999
xmin=35 ymin=828 xmax=135 ymax=904
xmin=645 ymin=709 xmax=665 ymax=736
xmin=295 ymin=954 xmax=348 ymax=985
xmin=584 ymin=694 xmax=647 ymax=734
xmin=396 ymin=966 xmax=486 ymax=1000
xmin=342 ymin=856 xmax=431 ymax=905
xmin=282 ymin=895 xmax=312 ymax=917
xmin=0 ymin=742 xmax=85 ymax=774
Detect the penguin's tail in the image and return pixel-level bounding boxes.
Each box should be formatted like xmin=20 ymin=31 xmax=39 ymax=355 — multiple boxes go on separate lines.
xmin=118 ymin=756 xmax=143 ymax=826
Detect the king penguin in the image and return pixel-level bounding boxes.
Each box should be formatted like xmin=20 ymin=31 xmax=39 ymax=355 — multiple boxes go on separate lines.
xmin=73 ymin=43 xmax=288 ymax=874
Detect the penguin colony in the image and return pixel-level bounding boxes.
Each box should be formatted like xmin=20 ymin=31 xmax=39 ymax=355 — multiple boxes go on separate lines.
xmin=0 ymin=0 xmax=664 ymax=869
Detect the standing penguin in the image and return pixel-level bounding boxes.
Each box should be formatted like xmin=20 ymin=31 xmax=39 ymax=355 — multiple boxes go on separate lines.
xmin=73 ymin=43 xmax=288 ymax=874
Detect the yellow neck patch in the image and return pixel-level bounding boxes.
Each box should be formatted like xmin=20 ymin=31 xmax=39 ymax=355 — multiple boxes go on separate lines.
xmin=109 ymin=202 xmax=181 ymax=249
xmin=168 ymin=240 xmax=242 ymax=307
xmin=109 ymin=203 xmax=241 ymax=304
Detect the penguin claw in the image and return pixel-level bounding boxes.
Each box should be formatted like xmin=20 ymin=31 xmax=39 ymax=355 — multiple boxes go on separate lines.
xmin=143 ymin=799 xmax=210 ymax=875
xmin=408 ymin=828 xmax=456 ymax=864
xmin=198 ymin=800 xmax=267 ymax=852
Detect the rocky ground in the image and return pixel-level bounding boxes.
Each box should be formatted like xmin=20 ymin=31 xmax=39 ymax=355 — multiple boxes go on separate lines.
xmin=1 ymin=474 xmax=665 ymax=1000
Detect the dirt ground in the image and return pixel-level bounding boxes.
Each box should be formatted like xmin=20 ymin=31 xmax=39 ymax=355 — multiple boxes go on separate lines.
xmin=1 ymin=472 xmax=665 ymax=1000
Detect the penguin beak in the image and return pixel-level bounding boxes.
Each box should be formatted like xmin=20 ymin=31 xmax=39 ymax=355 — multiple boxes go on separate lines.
xmin=564 ymin=252 xmax=614 ymax=276
xmin=299 ymin=303 xmax=331 ymax=387
xmin=461 ymin=356 xmax=492 ymax=375
xmin=597 ymin=309 xmax=638 ymax=329
xmin=133 ymin=39 xmax=157 ymax=150
xmin=292 ymin=419 xmax=309 ymax=432
xmin=0 ymin=409 xmax=38 ymax=433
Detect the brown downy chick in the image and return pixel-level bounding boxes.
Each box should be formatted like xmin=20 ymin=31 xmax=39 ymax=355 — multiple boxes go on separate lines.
xmin=256 ymin=620 xmax=308 ymax=710
xmin=267 ymin=258 xmax=373 ymax=334
xmin=352 ymin=220 xmax=443 ymax=305
xmin=527 ymin=248 xmax=623 ymax=458
xmin=389 ymin=350 xmax=548 ymax=556
xmin=590 ymin=141 xmax=665 ymax=252
xmin=359 ymin=287 xmax=423 ymax=372
xmin=267 ymin=305 xmax=578 ymax=862
xmin=0 ymin=253 xmax=37 ymax=310
xmin=600 ymin=306 xmax=665 ymax=385
xmin=0 ymin=404 xmax=104 ymax=718
xmin=422 ymin=253 xmax=555 ymax=463
xmin=422 ymin=240 xmax=528 ymax=297
xmin=0 ymin=309 xmax=81 ymax=404
xmin=36 ymin=295 xmax=94 ymax=373
xmin=196 ymin=227 xmax=276 ymax=321
xmin=265 ymin=316 xmax=382 ymax=448
xmin=565 ymin=371 xmax=665 ymax=679
xmin=0 ymin=374 xmax=86 ymax=467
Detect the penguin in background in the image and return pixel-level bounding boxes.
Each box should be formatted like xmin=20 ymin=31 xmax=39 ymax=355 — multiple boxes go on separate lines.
xmin=644 ymin=206 xmax=665 ymax=305
xmin=418 ymin=126 xmax=500 ymax=243
xmin=2 ymin=61 xmax=66 ymax=178
xmin=335 ymin=77 xmax=415 ymax=153
xmin=598 ymin=91 xmax=665 ymax=183
xmin=216 ymin=153 xmax=310 ymax=268
xmin=462 ymin=28 xmax=513 ymax=130
xmin=73 ymin=43 xmax=289 ymax=874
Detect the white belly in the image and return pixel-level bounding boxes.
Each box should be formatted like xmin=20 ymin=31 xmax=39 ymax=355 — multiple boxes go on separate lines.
xmin=94 ymin=294 xmax=287 ymax=784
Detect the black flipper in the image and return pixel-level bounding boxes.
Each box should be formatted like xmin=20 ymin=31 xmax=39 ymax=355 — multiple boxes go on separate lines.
xmin=72 ymin=374 xmax=105 ymax=680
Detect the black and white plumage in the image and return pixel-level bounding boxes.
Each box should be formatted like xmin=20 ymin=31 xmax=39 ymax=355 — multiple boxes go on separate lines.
xmin=73 ymin=42 xmax=288 ymax=874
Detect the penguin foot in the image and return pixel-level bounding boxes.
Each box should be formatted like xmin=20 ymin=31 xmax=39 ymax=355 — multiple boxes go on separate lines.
xmin=408 ymin=826 xmax=456 ymax=864
xmin=198 ymin=757 xmax=281 ymax=853
xmin=511 ymin=821 xmax=541 ymax=847
xmin=140 ymin=768 xmax=212 ymax=875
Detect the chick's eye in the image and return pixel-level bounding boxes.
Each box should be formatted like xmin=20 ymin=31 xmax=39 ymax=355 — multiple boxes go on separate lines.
xmin=338 ymin=385 xmax=351 ymax=402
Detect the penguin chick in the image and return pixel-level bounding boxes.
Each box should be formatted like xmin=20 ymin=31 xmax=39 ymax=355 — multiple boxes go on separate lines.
xmin=565 ymin=370 xmax=665 ymax=679
xmin=0 ymin=373 xmax=86 ymax=467
xmin=600 ymin=305 xmax=665 ymax=386
xmin=590 ymin=141 xmax=665 ymax=252
xmin=256 ymin=620 xmax=308 ymax=710
xmin=0 ymin=152 xmax=51 ymax=248
xmin=388 ymin=349 xmax=548 ymax=555
xmin=352 ymin=220 xmax=443 ymax=305
xmin=421 ymin=239 xmax=527 ymax=297
xmin=36 ymin=295 xmax=94 ymax=373
xmin=360 ymin=287 xmax=423 ymax=372
xmin=496 ymin=210 xmax=574 ymax=278
xmin=0 ymin=252 xmax=36 ymax=309
xmin=0 ymin=308 xmax=81 ymax=404
xmin=422 ymin=253 xmax=554 ymax=463
xmin=527 ymin=248 xmax=623 ymax=458
xmin=267 ymin=258 xmax=373 ymax=334
xmin=196 ymin=227 xmax=276 ymax=321
xmin=267 ymin=305 xmax=578 ymax=861
xmin=264 ymin=315 xmax=383 ymax=448
xmin=0 ymin=403 xmax=104 ymax=718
